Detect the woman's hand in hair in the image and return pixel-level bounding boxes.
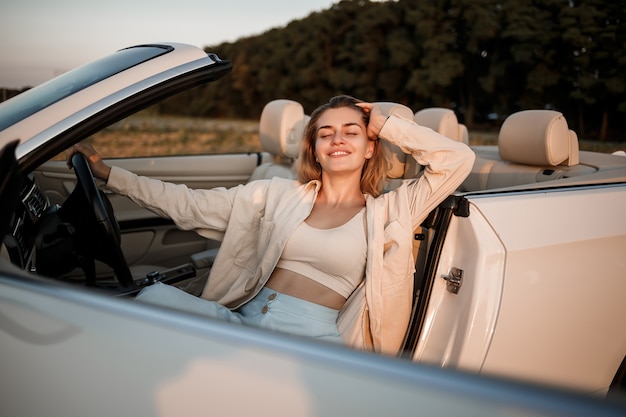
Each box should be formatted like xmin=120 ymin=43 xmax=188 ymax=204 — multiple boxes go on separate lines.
xmin=356 ymin=102 xmax=387 ymax=141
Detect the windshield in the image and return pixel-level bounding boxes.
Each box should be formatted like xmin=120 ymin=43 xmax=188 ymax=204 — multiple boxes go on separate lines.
xmin=0 ymin=45 xmax=173 ymax=131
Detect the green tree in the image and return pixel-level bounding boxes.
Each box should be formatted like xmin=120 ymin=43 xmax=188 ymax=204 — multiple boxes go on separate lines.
xmin=154 ymin=0 xmax=625 ymax=141
xmin=404 ymin=0 xmax=500 ymax=128
xmin=500 ymin=0 xmax=564 ymax=111
xmin=561 ymin=0 xmax=626 ymax=140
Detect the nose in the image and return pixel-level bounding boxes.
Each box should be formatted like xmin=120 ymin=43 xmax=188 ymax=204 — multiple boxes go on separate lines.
xmin=330 ymin=131 xmax=345 ymax=145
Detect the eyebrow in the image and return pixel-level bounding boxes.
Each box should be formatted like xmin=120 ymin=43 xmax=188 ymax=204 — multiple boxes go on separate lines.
xmin=318 ymin=122 xmax=363 ymax=131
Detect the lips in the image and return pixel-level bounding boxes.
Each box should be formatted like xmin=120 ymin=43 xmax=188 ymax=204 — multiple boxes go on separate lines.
xmin=328 ymin=150 xmax=350 ymax=157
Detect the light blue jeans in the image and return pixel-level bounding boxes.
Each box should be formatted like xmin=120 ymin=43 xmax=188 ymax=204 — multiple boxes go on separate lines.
xmin=135 ymin=283 xmax=342 ymax=343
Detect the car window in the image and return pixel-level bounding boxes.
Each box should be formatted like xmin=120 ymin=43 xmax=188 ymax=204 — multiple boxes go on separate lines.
xmin=50 ymin=92 xmax=263 ymax=161
xmin=88 ymin=106 xmax=262 ymax=159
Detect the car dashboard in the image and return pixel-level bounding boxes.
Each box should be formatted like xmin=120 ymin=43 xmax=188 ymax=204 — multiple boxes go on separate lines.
xmin=3 ymin=174 xmax=50 ymax=270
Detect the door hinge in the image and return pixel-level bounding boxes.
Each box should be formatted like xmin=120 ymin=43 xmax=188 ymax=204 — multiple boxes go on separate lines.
xmin=441 ymin=267 xmax=463 ymax=294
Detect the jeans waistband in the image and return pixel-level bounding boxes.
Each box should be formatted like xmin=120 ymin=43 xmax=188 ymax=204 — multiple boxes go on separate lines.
xmin=254 ymin=287 xmax=339 ymax=322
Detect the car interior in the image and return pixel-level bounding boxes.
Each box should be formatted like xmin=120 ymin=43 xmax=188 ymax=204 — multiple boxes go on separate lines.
xmin=1 ymin=98 xmax=439 ymax=298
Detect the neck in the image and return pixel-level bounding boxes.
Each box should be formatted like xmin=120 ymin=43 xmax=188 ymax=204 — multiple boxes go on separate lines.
xmin=318 ymin=172 xmax=364 ymax=207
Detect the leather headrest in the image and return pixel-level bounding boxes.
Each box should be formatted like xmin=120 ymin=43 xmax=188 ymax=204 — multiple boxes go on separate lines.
xmin=565 ymin=130 xmax=579 ymax=166
xmin=414 ymin=107 xmax=461 ymax=142
xmin=373 ymin=102 xmax=414 ymax=179
xmin=259 ymin=100 xmax=307 ymax=159
xmin=458 ymin=123 xmax=469 ymax=145
xmin=499 ymin=110 xmax=572 ymax=166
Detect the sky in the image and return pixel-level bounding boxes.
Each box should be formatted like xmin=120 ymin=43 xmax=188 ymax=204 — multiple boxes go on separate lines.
xmin=0 ymin=0 xmax=339 ymax=89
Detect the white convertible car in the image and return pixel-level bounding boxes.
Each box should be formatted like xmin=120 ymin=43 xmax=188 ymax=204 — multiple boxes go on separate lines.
xmin=1 ymin=43 xmax=625 ymax=416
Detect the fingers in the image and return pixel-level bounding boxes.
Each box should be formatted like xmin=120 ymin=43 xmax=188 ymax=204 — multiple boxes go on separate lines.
xmin=66 ymin=144 xmax=80 ymax=168
xmin=356 ymin=102 xmax=386 ymax=140
xmin=65 ymin=143 xmax=110 ymax=180
xmin=66 ymin=144 xmax=84 ymax=168
xmin=355 ymin=102 xmax=373 ymax=113
xmin=66 ymin=143 xmax=95 ymax=166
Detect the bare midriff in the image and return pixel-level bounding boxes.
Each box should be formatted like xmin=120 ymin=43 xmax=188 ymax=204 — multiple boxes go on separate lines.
xmin=265 ymin=267 xmax=347 ymax=310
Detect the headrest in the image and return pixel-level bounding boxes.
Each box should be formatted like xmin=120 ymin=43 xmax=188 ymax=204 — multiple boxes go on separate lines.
xmin=458 ymin=124 xmax=469 ymax=145
xmin=566 ymin=130 xmax=579 ymax=166
xmin=373 ymin=102 xmax=414 ymax=179
xmin=259 ymin=99 xmax=307 ymax=159
xmin=499 ymin=110 xmax=573 ymax=166
xmin=414 ymin=107 xmax=463 ymax=142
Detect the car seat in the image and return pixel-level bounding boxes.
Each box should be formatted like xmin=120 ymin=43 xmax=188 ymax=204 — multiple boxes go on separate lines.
xmin=248 ymin=99 xmax=310 ymax=182
xmin=460 ymin=110 xmax=584 ymax=191
xmin=414 ymin=107 xmax=469 ymax=145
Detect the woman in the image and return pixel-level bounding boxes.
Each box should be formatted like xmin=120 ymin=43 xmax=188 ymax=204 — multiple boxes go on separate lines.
xmin=68 ymin=96 xmax=475 ymax=354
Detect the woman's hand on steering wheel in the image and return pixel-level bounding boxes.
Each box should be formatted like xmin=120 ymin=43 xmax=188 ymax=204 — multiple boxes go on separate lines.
xmin=66 ymin=143 xmax=112 ymax=182
xmin=65 ymin=142 xmax=134 ymax=288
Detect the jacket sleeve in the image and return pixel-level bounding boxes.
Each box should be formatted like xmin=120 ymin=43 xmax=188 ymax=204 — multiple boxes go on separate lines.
xmin=378 ymin=115 xmax=475 ymax=228
xmin=106 ymin=166 xmax=264 ymax=236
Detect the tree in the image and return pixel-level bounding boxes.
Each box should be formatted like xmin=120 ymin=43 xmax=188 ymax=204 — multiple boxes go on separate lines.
xmin=151 ymin=0 xmax=625 ymax=141
xmin=404 ymin=0 xmax=500 ymax=127
xmin=560 ymin=0 xmax=626 ymax=140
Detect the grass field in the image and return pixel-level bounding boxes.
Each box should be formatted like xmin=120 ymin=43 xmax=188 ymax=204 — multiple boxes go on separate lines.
xmin=82 ymin=114 xmax=624 ymax=159
xmin=87 ymin=115 xmax=262 ymax=158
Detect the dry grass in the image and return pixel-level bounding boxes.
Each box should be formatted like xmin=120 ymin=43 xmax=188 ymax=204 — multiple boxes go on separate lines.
xmin=62 ymin=114 xmax=623 ymax=160
xmin=85 ymin=115 xmax=262 ymax=158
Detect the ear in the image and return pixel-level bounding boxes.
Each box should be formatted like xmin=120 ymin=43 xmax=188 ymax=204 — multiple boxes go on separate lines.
xmin=365 ymin=140 xmax=375 ymax=159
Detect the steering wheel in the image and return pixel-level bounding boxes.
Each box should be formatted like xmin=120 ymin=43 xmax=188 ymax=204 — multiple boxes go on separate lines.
xmin=69 ymin=153 xmax=134 ymax=288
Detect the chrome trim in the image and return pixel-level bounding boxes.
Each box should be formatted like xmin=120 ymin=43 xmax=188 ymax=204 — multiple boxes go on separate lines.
xmin=463 ymin=181 xmax=626 ymax=199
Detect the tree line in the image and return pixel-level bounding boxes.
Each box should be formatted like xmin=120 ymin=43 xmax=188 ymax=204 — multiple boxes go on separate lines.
xmin=159 ymin=0 xmax=624 ymax=141
xmin=3 ymin=0 xmax=624 ymax=141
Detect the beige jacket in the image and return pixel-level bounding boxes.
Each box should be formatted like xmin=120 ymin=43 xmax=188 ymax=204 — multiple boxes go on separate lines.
xmin=106 ymin=115 xmax=475 ymax=354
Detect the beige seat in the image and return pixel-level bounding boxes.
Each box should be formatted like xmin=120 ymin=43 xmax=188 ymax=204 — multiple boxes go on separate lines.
xmin=248 ymin=99 xmax=310 ymax=182
xmin=461 ymin=110 xmax=587 ymax=191
xmin=414 ymin=107 xmax=469 ymax=145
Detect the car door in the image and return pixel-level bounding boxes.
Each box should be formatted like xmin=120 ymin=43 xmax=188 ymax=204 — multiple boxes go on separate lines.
xmin=34 ymin=150 xmax=272 ymax=273
xmin=403 ymin=184 xmax=626 ymax=394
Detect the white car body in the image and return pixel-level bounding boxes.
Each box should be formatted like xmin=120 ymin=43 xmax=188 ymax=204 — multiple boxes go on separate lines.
xmin=418 ymin=185 xmax=626 ymax=393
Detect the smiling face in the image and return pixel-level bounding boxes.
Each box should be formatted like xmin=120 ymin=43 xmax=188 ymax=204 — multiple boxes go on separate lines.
xmin=314 ymin=107 xmax=375 ymax=176
xmin=298 ymin=95 xmax=387 ymax=197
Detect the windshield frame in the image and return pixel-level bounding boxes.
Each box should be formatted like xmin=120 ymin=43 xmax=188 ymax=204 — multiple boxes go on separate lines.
xmin=0 ymin=45 xmax=173 ymax=132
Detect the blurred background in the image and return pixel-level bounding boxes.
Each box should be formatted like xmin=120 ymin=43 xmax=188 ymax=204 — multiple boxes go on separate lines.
xmin=2 ymin=0 xmax=624 ymax=146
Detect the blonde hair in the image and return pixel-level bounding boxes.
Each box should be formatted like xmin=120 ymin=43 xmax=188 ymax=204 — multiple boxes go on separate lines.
xmin=297 ymin=95 xmax=388 ymax=197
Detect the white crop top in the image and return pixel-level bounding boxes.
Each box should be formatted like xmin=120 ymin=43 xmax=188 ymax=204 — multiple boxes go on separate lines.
xmin=276 ymin=207 xmax=367 ymax=298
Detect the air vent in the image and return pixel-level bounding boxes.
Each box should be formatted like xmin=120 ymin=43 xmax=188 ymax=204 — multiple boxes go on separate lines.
xmin=22 ymin=183 xmax=49 ymax=219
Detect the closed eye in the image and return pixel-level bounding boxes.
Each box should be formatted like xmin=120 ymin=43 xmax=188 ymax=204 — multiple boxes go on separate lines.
xmin=318 ymin=128 xmax=334 ymax=139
